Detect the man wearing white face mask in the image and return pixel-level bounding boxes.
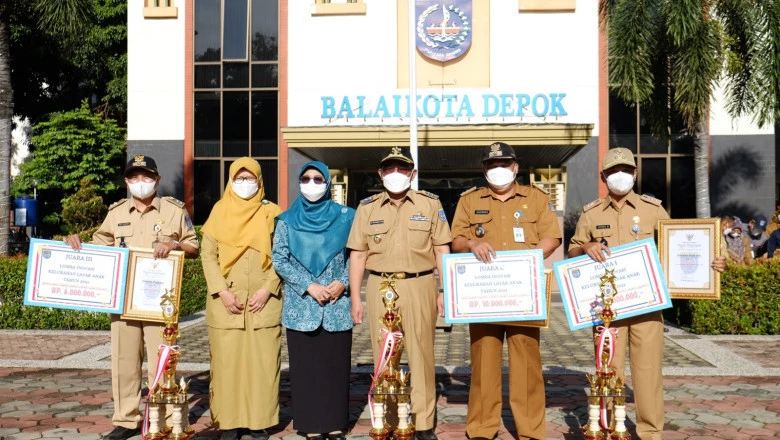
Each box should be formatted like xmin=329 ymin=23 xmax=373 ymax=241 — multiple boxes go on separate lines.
xmin=64 ymin=155 xmax=199 ymax=440
xmin=568 ymin=148 xmax=725 ymax=440
xmin=347 ymin=147 xmax=451 ymax=440
xmin=451 ymin=142 xmax=561 ymax=440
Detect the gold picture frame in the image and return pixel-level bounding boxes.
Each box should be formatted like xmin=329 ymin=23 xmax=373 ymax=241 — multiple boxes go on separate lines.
xmin=515 ymin=269 xmax=554 ymax=328
xmin=657 ymin=219 xmax=721 ymax=300
xmin=121 ymin=248 xmax=185 ymax=322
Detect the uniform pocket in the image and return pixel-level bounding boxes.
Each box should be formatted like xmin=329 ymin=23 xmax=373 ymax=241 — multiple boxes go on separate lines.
xmin=517 ymin=214 xmax=541 ymax=245
xmin=367 ymin=222 xmax=390 ymax=252
xmin=408 ymin=220 xmax=432 ymax=248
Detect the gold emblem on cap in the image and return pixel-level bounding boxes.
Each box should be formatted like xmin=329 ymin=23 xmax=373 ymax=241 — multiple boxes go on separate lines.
xmin=133 ymin=154 xmax=146 ymax=166
xmin=391 ymin=146 xmax=402 ymax=155
xmin=490 ymin=143 xmax=501 ymax=152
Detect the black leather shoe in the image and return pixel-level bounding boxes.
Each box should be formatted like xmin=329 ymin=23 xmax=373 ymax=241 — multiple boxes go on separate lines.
xmin=327 ymin=432 xmax=347 ymax=440
xmin=305 ymin=435 xmax=325 ymax=440
xmin=415 ymin=429 xmax=439 ymax=440
xmin=220 ymin=429 xmax=240 ymax=440
xmin=247 ymin=429 xmax=269 ymax=440
xmin=103 ymin=426 xmax=141 ymax=440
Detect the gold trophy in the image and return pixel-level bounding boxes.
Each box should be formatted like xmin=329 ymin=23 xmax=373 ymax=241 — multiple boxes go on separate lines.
xmin=144 ymin=290 xmax=194 ymax=440
xmin=369 ymin=273 xmax=415 ymax=440
xmin=583 ymin=269 xmax=631 ymax=440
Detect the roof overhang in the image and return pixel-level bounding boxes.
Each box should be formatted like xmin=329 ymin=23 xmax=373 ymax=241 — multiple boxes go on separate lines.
xmin=282 ymin=123 xmax=594 ymax=171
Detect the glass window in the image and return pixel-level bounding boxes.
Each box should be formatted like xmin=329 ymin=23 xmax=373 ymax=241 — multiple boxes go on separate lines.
xmin=223 ymin=92 xmax=249 ymax=157
xmin=223 ymin=0 xmax=249 ymax=60
xmin=251 ymin=0 xmax=278 ymax=61
xmin=194 ymin=160 xmax=221 ymax=225
xmin=251 ymin=64 xmax=278 ymax=88
xmin=608 ymin=92 xmax=637 ymax=153
xmin=195 ymin=92 xmax=220 ymax=157
xmin=670 ymin=157 xmax=696 ymax=218
xmin=251 ymin=91 xmax=278 ymax=156
xmin=223 ymin=62 xmax=250 ymax=88
xmin=639 ymin=158 xmax=666 ymax=205
xmin=195 ymin=65 xmax=220 ymax=88
xmin=638 ymin=106 xmax=668 ymax=154
xmin=194 ymin=0 xmax=221 ymax=61
xmin=258 ymin=159 xmax=278 ymax=203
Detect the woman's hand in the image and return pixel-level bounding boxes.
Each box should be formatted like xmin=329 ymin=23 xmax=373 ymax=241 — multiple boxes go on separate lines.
xmin=219 ymin=290 xmax=244 ymax=315
xmin=307 ymin=283 xmax=332 ymax=305
xmin=248 ymin=289 xmax=272 ymax=312
xmin=326 ymin=280 xmax=346 ymax=303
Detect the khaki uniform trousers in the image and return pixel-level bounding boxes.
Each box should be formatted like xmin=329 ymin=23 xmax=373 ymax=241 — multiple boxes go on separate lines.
xmin=110 ymin=316 xmax=164 ymax=428
xmin=366 ymin=273 xmax=438 ymax=431
xmin=607 ymin=311 xmax=665 ymax=440
xmin=466 ymin=324 xmax=545 ymax=440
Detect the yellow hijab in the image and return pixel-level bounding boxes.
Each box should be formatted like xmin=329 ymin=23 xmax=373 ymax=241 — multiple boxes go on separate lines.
xmin=201 ymin=158 xmax=281 ymax=276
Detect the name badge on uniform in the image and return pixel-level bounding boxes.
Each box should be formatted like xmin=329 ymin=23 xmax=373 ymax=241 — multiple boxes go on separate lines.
xmin=513 ymin=226 xmax=525 ymax=243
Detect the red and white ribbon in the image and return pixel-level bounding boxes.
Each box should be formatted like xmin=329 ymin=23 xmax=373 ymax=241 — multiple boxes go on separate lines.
xmin=595 ymin=326 xmax=618 ymax=371
xmin=367 ymin=328 xmax=403 ymax=422
xmin=142 ymin=344 xmax=180 ymax=437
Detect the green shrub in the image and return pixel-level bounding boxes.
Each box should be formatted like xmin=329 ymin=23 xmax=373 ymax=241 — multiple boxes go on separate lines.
xmin=673 ymin=259 xmax=780 ymax=335
xmin=0 ymin=255 xmax=207 ymax=330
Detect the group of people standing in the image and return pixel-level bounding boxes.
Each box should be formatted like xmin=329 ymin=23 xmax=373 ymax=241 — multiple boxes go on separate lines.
xmin=720 ymin=209 xmax=780 ymax=264
xmin=67 ymin=144 xmax=726 ymax=440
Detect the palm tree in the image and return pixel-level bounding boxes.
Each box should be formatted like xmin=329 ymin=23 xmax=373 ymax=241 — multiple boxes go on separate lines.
xmin=601 ymin=0 xmax=780 ymax=218
xmin=0 ymin=0 xmax=90 ymax=255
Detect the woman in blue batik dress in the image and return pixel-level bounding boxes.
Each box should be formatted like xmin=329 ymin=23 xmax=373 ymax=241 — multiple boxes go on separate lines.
xmin=272 ymin=161 xmax=356 ymax=440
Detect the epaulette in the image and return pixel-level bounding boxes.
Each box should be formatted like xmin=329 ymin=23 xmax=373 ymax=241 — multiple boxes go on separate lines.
xmin=460 ymin=186 xmax=478 ymax=197
xmin=108 ymin=198 xmax=128 ymax=211
xmin=162 ymin=196 xmax=185 ymax=208
xmin=640 ymin=194 xmax=662 ymax=206
xmin=360 ymin=194 xmax=381 ymax=205
xmin=531 ymin=184 xmax=550 ymax=195
xmin=583 ymin=198 xmax=603 ymax=212
xmin=418 ymin=190 xmax=439 ymax=200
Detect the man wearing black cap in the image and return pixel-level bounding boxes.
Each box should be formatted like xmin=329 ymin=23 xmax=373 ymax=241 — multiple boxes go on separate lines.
xmin=451 ymin=142 xmax=562 ymax=440
xmin=347 ymin=147 xmax=452 ymax=440
xmin=65 ymin=155 xmax=199 ymax=440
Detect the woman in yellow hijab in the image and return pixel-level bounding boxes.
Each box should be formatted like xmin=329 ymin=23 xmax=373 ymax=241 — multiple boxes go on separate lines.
xmin=201 ymin=158 xmax=282 ymax=440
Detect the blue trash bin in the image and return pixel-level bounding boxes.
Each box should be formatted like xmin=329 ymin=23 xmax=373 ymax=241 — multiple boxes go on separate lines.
xmin=13 ymin=196 xmax=38 ymax=227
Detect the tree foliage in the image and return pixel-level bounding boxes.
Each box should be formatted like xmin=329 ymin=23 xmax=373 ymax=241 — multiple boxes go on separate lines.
xmin=62 ymin=178 xmax=108 ymax=234
xmin=12 ymin=100 xmax=125 ymax=232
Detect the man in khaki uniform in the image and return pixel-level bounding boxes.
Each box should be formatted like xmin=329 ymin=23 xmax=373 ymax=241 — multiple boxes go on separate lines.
xmin=451 ymin=142 xmax=561 ymax=440
xmin=65 ymin=155 xmax=199 ymax=440
xmin=347 ymin=147 xmax=451 ymax=440
xmin=568 ymin=148 xmax=724 ymax=440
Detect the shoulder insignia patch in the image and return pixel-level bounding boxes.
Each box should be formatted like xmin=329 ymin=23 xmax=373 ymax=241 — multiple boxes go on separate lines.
xmin=583 ymin=198 xmax=603 ymax=212
xmin=418 ymin=190 xmax=439 ymax=200
xmin=162 ymin=196 xmax=185 ymax=208
xmin=108 ymin=198 xmax=128 ymax=211
xmin=360 ymin=194 xmax=380 ymax=205
xmin=460 ymin=186 xmax=478 ymax=197
xmin=640 ymin=194 xmax=662 ymax=206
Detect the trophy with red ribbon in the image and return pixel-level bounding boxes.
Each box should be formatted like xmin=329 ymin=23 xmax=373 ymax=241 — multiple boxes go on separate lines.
xmin=368 ymin=273 xmax=415 ymax=440
xmin=584 ymin=269 xmax=631 ymax=440
xmin=143 ymin=290 xmax=194 ymax=440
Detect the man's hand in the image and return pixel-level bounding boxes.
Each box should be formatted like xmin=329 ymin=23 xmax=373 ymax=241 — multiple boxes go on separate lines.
xmin=711 ymin=256 xmax=727 ymax=272
xmin=307 ymin=283 xmax=332 ymax=305
xmin=469 ymin=240 xmax=497 ymax=263
xmin=153 ymin=241 xmax=175 ymax=259
xmin=218 ymin=290 xmax=244 ymax=315
xmin=64 ymin=234 xmax=83 ymax=251
xmin=351 ymin=300 xmax=364 ymax=325
xmin=581 ymin=241 xmax=610 ymax=263
xmin=437 ymin=292 xmax=444 ymax=317
xmin=248 ymin=289 xmax=272 ymax=312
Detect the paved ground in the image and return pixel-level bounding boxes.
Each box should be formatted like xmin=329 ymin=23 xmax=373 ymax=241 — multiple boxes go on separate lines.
xmin=0 ymin=303 xmax=778 ymax=440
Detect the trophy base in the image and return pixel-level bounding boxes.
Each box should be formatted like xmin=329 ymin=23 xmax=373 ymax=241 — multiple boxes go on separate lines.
xmin=609 ymin=430 xmax=631 ymax=440
xmin=392 ymin=426 xmax=415 ymax=439
xmin=582 ymin=428 xmax=606 ymax=440
xmin=369 ymin=425 xmax=392 ymax=440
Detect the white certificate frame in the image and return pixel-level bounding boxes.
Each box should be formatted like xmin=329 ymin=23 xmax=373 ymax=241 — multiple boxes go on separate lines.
xmin=553 ymin=238 xmax=672 ymax=331
xmin=442 ymin=249 xmax=546 ymax=324
xmin=121 ymin=248 xmax=184 ymax=323
xmin=657 ymin=218 xmax=721 ymax=300
xmin=24 ymin=238 xmax=130 ymax=313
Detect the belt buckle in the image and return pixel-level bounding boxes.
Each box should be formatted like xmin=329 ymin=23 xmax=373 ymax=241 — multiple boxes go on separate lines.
xmin=394 ymin=272 xmax=407 ymax=280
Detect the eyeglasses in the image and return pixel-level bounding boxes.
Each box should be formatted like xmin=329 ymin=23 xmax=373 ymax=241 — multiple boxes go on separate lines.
xmin=234 ymin=176 xmax=258 ymax=184
xmin=300 ymin=176 xmax=325 ymax=184
xmin=381 ymin=165 xmax=413 ymax=176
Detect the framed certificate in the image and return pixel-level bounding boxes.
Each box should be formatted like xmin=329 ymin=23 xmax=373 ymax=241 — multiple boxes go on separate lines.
xmin=657 ymin=218 xmax=721 ymax=300
xmin=24 ymin=238 xmax=130 ymax=313
xmin=553 ymin=238 xmax=672 ymax=331
xmin=121 ymin=248 xmax=184 ymax=322
xmin=495 ymin=269 xmax=553 ymax=328
xmin=442 ymin=250 xmax=547 ymax=324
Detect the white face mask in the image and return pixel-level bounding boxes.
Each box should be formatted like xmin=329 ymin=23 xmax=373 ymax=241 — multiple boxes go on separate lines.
xmin=605 ymin=171 xmax=635 ymax=195
xmin=723 ymin=227 xmax=733 ymax=237
xmin=128 ymin=181 xmax=157 ymax=199
xmin=231 ymin=181 xmax=259 ymax=199
xmin=383 ymin=172 xmax=412 ymax=194
xmin=730 ymin=231 xmax=741 ymax=238
xmin=485 ymin=167 xmax=516 ymax=189
xmin=300 ymin=181 xmax=328 ymax=202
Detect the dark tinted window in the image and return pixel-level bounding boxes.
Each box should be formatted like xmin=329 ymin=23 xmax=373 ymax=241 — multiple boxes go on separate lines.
xmin=223 ymin=92 xmax=249 ymax=157
xmin=223 ymin=0 xmax=249 ymax=59
xmin=251 ymin=91 xmax=278 ymax=156
xmin=194 ymin=0 xmax=221 ymax=61
xmin=194 ymin=160 xmax=221 ymax=225
xmin=252 ymin=0 xmax=278 ymax=61
xmin=194 ymin=92 xmax=220 ymax=157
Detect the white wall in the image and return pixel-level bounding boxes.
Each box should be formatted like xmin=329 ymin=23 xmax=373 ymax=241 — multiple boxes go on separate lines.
xmin=709 ymin=83 xmax=775 ymax=136
xmin=127 ymin=0 xmax=186 ymax=141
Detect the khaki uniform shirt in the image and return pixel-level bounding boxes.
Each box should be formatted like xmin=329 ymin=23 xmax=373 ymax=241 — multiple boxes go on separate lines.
xmin=346 ymin=190 xmax=452 ymax=272
xmin=451 ymin=184 xmax=561 ymax=250
xmin=92 ymin=196 xmax=199 ymax=250
xmin=569 ymin=191 xmax=668 ymax=250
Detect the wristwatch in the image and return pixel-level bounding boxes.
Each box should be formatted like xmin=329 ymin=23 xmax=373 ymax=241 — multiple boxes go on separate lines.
xmin=171 ymin=240 xmax=181 ymax=250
